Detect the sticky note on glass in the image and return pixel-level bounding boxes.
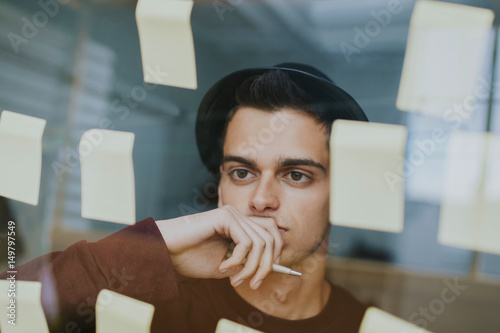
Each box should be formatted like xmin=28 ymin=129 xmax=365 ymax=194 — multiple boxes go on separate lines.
xmin=360 ymin=307 xmax=433 ymax=333
xmin=0 ymin=110 xmax=46 ymax=205
xmin=136 ymin=0 xmax=197 ymax=89
xmin=0 ymin=280 xmax=49 ymax=333
xmin=439 ymin=132 xmax=500 ymax=255
xmin=479 ymin=134 xmax=500 ymax=254
xmin=438 ymin=131 xmax=484 ymax=250
xmin=330 ymin=120 xmax=407 ymax=233
xmin=96 ymin=289 xmax=154 ymax=333
xmin=396 ymin=0 xmax=494 ymax=117
xmin=80 ymin=129 xmax=136 ymax=224
xmin=216 ymin=319 xmax=263 ymax=333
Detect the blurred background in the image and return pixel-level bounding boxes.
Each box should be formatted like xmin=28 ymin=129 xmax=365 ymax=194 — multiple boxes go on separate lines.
xmin=0 ymin=0 xmax=499 ymax=332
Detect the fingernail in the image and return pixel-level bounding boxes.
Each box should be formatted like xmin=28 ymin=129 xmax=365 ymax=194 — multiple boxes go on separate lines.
xmin=253 ymin=280 xmax=262 ymax=290
xmin=234 ymin=280 xmax=244 ymax=287
xmin=220 ymin=268 xmax=228 ymax=273
xmin=275 ymin=256 xmax=281 ymax=264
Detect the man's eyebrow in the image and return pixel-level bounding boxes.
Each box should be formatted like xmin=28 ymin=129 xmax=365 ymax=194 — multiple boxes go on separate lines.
xmin=221 ymin=155 xmax=327 ymax=173
xmin=278 ymin=158 xmax=327 ymax=174
xmin=221 ymin=155 xmax=257 ymax=167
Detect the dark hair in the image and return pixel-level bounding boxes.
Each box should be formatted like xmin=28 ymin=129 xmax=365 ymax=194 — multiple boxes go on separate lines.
xmin=221 ymin=69 xmax=333 ymax=151
xmin=196 ymin=65 xmax=368 ymax=176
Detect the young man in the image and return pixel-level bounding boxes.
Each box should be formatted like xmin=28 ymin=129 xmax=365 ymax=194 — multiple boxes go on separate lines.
xmin=1 ymin=63 xmax=368 ymax=332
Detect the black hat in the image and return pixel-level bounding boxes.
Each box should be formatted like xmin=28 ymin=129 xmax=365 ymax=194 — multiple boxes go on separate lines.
xmin=195 ymin=63 xmax=368 ymax=175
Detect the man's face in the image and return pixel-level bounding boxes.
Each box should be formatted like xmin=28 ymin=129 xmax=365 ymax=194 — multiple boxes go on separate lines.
xmin=218 ymin=106 xmax=330 ymax=267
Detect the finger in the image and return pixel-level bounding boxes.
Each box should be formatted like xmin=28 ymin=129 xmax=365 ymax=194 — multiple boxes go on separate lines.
xmin=218 ymin=228 xmax=251 ymax=272
xmin=217 ymin=207 xmax=253 ymax=272
xmin=224 ymin=206 xmax=281 ymax=288
xmin=228 ymin=215 xmax=266 ymax=287
xmin=244 ymin=222 xmax=274 ymax=289
xmin=249 ymin=216 xmax=283 ymax=264
xmin=214 ymin=264 xmax=243 ymax=279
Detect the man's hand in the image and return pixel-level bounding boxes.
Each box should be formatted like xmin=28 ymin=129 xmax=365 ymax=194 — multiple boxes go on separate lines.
xmin=155 ymin=205 xmax=283 ymax=290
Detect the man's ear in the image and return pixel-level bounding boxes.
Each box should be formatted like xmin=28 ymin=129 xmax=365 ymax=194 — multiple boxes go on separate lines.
xmin=218 ymin=187 xmax=223 ymax=208
xmin=218 ymin=165 xmax=223 ymax=208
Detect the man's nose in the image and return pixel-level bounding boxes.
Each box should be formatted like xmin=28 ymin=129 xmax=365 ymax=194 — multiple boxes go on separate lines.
xmin=248 ymin=174 xmax=280 ymax=213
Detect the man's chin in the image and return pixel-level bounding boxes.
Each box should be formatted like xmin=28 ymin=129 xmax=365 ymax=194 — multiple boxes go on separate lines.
xmin=276 ymin=249 xmax=303 ymax=270
xmin=278 ymin=245 xmax=326 ymax=271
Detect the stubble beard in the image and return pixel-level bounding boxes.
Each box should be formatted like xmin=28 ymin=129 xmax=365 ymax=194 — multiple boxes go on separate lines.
xmin=277 ymin=221 xmax=330 ymax=269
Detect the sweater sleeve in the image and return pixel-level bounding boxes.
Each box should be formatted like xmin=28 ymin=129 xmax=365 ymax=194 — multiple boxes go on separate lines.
xmin=0 ymin=217 xmax=179 ymax=332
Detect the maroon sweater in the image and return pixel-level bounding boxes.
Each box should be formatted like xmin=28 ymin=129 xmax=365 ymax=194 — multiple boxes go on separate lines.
xmin=0 ymin=218 xmax=366 ymax=333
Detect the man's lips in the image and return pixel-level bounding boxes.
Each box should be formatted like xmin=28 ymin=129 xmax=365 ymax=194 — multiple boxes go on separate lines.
xmin=250 ymin=214 xmax=287 ymax=232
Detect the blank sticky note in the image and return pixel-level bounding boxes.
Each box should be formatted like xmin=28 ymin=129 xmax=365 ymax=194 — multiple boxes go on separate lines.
xmin=330 ymin=120 xmax=407 ymax=233
xmin=80 ymin=129 xmax=136 ymax=224
xmin=0 ymin=280 xmax=49 ymax=333
xmin=360 ymin=307 xmax=433 ymax=333
xmin=439 ymin=132 xmax=500 ymax=255
xmin=96 ymin=289 xmax=154 ymax=333
xmin=396 ymin=0 xmax=494 ymax=117
xmin=216 ymin=319 xmax=264 ymax=333
xmin=438 ymin=131 xmax=484 ymax=250
xmin=479 ymin=134 xmax=500 ymax=254
xmin=0 ymin=110 xmax=46 ymax=205
xmin=136 ymin=0 xmax=197 ymax=89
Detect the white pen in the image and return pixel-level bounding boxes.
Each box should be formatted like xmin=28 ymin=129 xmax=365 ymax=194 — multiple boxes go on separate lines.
xmin=225 ymin=243 xmax=302 ymax=277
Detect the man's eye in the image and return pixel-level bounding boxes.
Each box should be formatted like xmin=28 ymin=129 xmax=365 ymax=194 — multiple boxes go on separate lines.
xmin=286 ymin=171 xmax=310 ymax=183
xmin=230 ymin=169 xmax=250 ymax=179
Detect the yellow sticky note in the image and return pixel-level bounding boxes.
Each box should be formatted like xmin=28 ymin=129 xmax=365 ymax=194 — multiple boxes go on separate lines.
xmin=396 ymin=0 xmax=494 ymax=117
xmin=215 ymin=319 xmax=264 ymax=333
xmin=80 ymin=129 xmax=136 ymax=224
xmin=136 ymin=0 xmax=197 ymax=89
xmin=0 ymin=280 xmax=49 ymax=333
xmin=330 ymin=120 xmax=407 ymax=233
xmin=360 ymin=307 xmax=433 ymax=333
xmin=439 ymin=132 xmax=500 ymax=255
xmin=96 ymin=289 xmax=155 ymax=333
xmin=0 ymin=110 xmax=46 ymax=205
